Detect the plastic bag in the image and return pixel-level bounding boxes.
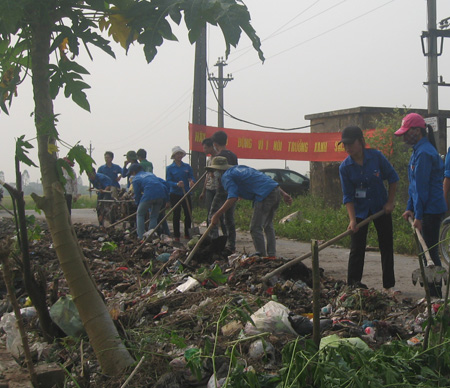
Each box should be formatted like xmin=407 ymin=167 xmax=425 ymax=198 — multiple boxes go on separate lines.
xmin=49 ymin=295 xmax=85 ymax=337
xmin=0 ymin=312 xmax=23 ymax=357
xmin=320 ymin=334 xmax=372 ymax=353
xmin=244 ymin=301 xmax=297 ymax=336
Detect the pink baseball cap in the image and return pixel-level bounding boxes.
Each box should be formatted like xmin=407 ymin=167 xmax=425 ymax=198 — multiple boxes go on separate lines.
xmin=394 ymin=113 xmax=426 ymax=136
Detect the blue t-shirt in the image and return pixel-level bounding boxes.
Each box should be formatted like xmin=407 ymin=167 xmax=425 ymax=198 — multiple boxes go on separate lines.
xmin=90 ymin=172 xmax=113 ymax=190
xmin=406 ymin=137 xmax=447 ymax=219
xmin=166 ymin=161 xmax=195 ymax=196
xmin=98 ymin=163 xmax=122 ymax=188
xmin=131 ymin=172 xmax=169 ymax=204
xmin=221 ymin=165 xmax=278 ymax=202
xmin=444 ymin=146 xmax=450 ymax=178
xmin=339 ymin=148 xmax=399 ymax=219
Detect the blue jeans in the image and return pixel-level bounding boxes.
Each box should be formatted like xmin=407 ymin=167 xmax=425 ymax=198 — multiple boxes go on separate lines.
xmin=250 ymin=188 xmax=281 ymax=257
xmin=137 ymin=198 xmax=164 ymax=239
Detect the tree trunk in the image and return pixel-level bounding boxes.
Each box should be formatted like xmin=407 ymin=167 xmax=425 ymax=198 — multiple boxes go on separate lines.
xmin=29 ymin=19 xmax=134 ymax=375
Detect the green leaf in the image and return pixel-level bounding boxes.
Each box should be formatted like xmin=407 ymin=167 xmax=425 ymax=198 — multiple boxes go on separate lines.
xmin=157 ymin=19 xmax=178 ymax=41
xmin=60 ymin=60 xmax=90 ymax=75
xmin=169 ymin=332 xmax=187 ymax=349
xmin=15 ymin=135 xmax=37 ymax=168
xmin=0 ymin=1 xmax=23 ymax=33
xmin=101 ymin=241 xmax=118 ymax=251
xmin=67 ymin=144 xmax=95 ymax=175
xmin=184 ymin=348 xmax=202 ymax=381
xmin=71 ymin=89 xmax=90 ymax=111
xmin=209 ymin=264 xmax=228 ymax=284
xmin=86 ymin=0 xmax=108 ymax=12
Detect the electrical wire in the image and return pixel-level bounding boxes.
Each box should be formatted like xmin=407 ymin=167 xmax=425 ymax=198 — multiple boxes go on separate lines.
xmin=102 ymin=88 xmax=192 ymax=149
xmin=232 ymin=0 xmax=396 ymax=74
xmin=229 ymin=0 xmax=326 ymax=62
xmin=206 ymin=63 xmax=321 ymax=131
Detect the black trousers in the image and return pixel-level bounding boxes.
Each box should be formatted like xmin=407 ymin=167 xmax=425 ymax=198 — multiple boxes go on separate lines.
xmin=348 ymin=212 xmax=395 ymax=289
xmin=170 ymin=193 xmax=192 ymax=238
xmin=421 ymin=213 xmax=444 ymax=297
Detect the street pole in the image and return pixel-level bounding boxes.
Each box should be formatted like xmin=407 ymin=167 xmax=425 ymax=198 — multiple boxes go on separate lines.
xmin=209 ymin=57 xmax=233 ymax=128
xmin=427 ymin=0 xmax=440 ymax=150
xmin=191 ymin=27 xmax=207 ymax=179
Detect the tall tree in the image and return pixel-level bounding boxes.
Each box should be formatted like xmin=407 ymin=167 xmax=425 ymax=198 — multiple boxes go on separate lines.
xmin=0 ymin=0 xmax=263 ymax=375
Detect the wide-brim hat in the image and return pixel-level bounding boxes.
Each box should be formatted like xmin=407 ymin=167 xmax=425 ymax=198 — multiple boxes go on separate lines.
xmin=394 ymin=113 xmax=426 ymax=136
xmin=205 ymin=156 xmax=232 ymax=171
xmin=171 ymin=146 xmax=186 ymax=159
xmin=338 ymin=126 xmax=364 ymax=145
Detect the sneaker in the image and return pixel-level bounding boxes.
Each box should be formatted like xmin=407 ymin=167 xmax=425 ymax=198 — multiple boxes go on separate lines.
xmin=174 ymin=237 xmax=180 ymax=242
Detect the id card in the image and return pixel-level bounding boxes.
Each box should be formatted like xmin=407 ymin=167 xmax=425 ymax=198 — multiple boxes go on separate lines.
xmin=355 ymin=188 xmax=367 ymax=198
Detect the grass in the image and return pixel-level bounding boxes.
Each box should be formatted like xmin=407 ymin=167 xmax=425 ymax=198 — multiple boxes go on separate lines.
xmin=224 ymin=194 xmax=417 ymax=256
xmin=1 ymin=194 xmax=98 ymax=210
xmin=1 ymin=193 xmax=417 ymax=255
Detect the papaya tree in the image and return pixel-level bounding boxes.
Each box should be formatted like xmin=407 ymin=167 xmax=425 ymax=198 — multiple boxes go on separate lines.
xmin=0 ymin=0 xmax=263 ymax=375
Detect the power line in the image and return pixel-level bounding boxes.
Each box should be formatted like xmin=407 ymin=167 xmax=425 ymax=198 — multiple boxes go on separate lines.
xmin=102 ymin=88 xmax=192 ymax=149
xmin=206 ymin=62 xmax=321 ymax=131
xmin=232 ymin=0 xmax=396 ymax=74
xmin=229 ymin=0 xmax=326 ymax=62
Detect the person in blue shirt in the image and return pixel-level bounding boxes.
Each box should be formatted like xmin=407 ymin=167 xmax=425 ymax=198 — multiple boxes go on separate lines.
xmin=128 ymin=164 xmax=170 ymax=240
xmin=339 ymin=126 xmax=399 ymax=293
xmin=443 ymin=146 xmax=450 ymax=210
xmin=207 ymin=156 xmax=292 ymax=258
xmin=98 ymin=151 xmax=122 ymax=188
xmin=166 ymin=146 xmax=195 ymax=240
xmin=87 ymin=168 xmax=113 ymax=226
xmin=208 ymin=130 xmax=239 ymax=253
xmin=122 ymin=150 xmax=139 ymax=189
xmin=395 ymin=113 xmax=447 ymax=298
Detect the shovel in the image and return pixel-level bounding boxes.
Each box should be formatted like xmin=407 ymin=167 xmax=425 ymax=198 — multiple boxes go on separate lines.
xmin=262 ymin=209 xmax=386 ymax=284
xmin=408 ymin=217 xmax=448 ymax=287
xmin=182 ymin=187 xmax=200 ymax=238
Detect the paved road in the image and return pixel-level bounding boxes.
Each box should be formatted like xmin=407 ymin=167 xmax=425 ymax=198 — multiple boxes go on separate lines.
xmin=0 ymin=208 xmax=430 ymax=301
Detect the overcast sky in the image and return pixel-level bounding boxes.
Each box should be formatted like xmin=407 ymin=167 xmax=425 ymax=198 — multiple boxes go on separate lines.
xmin=2 ymin=0 xmax=450 ymax=185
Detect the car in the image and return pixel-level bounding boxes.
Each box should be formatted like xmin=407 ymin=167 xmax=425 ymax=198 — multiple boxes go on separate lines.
xmin=259 ymin=168 xmax=310 ymax=196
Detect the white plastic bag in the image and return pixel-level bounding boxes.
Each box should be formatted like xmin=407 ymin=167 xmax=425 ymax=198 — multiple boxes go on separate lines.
xmin=0 ymin=312 xmax=23 ymax=357
xmin=244 ymin=301 xmax=297 ymax=336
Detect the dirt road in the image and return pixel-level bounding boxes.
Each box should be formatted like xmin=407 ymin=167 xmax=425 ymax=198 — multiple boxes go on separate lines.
xmin=3 ymin=208 xmax=429 ymax=301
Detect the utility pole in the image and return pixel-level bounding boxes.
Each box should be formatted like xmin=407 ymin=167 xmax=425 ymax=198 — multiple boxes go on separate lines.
xmin=209 ymin=57 xmax=233 ymax=128
xmin=422 ymin=0 xmax=449 ymax=153
xmin=191 ymin=27 xmax=207 ymax=179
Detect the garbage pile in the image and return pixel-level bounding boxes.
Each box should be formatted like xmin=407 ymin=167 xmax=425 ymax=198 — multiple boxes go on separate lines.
xmin=0 ymin=218 xmax=445 ymax=387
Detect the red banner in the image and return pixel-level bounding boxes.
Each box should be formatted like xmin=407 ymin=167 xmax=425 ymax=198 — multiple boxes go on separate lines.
xmin=189 ymin=124 xmax=378 ymax=162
